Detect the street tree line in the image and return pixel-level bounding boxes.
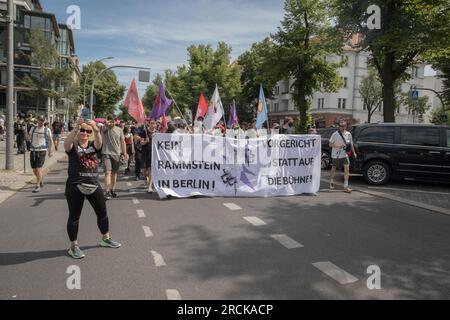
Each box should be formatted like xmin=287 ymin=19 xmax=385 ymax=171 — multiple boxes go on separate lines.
xmin=136 ymin=0 xmax=449 ymax=132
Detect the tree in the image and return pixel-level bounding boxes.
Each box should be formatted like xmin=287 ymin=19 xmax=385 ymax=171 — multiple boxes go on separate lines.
xmin=359 ymin=68 xmax=383 ymax=123
xmin=20 ymin=28 xmax=62 ymax=115
xmin=143 ymin=42 xmax=241 ymax=123
xmin=268 ymin=0 xmax=344 ymax=133
xmin=426 ymin=48 xmax=450 ymax=110
xmin=333 ymin=0 xmax=450 ymax=123
xmin=79 ymin=61 xmax=125 ymax=117
xmin=238 ymin=38 xmax=279 ymax=122
xmin=403 ymin=95 xmax=431 ymax=124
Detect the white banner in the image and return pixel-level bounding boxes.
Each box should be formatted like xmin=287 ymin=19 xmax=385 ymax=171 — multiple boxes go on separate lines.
xmin=152 ymin=134 xmax=321 ymax=199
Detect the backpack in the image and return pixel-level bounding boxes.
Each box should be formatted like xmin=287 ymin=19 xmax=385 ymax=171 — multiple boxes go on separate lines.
xmin=30 ymin=126 xmax=50 ymax=150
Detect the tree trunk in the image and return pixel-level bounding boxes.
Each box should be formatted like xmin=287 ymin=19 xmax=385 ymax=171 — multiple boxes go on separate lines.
xmin=381 ymin=57 xmax=396 ymax=123
xmin=367 ymin=109 xmax=372 ymax=123
xmin=36 ymin=95 xmax=40 ymax=115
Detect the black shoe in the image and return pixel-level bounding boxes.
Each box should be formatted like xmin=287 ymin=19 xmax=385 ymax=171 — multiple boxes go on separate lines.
xmin=111 ymin=191 xmax=118 ymax=198
xmin=105 ymin=191 xmax=112 ymax=200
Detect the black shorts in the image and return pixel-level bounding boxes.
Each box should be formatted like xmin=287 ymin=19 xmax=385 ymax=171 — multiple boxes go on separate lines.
xmin=141 ymin=154 xmax=152 ymax=169
xmin=30 ymin=151 xmax=47 ymax=169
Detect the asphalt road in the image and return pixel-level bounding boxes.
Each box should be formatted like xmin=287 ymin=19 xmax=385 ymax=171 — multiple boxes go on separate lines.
xmin=0 ymin=161 xmax=449 ymax=300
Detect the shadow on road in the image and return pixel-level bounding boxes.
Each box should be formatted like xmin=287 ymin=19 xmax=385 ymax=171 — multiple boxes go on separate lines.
xmin=160 ymin=195 xmax=450 ymax=299
xmin=0 ymin=246 xmax=98 ymax=266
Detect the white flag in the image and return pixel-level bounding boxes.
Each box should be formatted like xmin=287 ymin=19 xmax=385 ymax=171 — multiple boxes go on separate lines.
xmin=204 ymin=85 xmax=224 ymax=131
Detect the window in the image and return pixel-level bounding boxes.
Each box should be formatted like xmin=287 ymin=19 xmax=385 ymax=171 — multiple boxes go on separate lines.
xmin=339 ymin=99 xmax=347 ymax=109
xmin=342 ymin=77 xmax=348 ymax=88
xmin=363 ymin=103 xmax=367 ymax=111
xmin=341 ymin=56 xmax=349 ymax=67
xmin=411 ymin=66 xmax=419 ymax=78
xmin=275 ymin=86 xmax=280 ymax=95
xmin=317 ymin=98 xmax=324 ymax=109
xmin=338 ymin=99 xmax=341 ymax=109
xmin=358 ymin=127 xmax=395 ymax=143
xmin=274 ymin=103 xmax=279 ymax=112
xmin=400 ymin=127 xmax=440 ymax=146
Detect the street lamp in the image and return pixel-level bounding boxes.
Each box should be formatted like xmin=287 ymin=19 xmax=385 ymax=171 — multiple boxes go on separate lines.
xmin=82 ymin=56 xmax=114 ymax=108
xmin=89 ymin=65 xmax=151 ymax=118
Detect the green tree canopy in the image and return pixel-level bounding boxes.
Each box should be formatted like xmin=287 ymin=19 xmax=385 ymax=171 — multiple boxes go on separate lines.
xmin=267 ymin=0 xmax=344 ymax=133
xmin=79 ymin=61 xmax=126 ymax=117
xmin=359 ymin=68 xmax=383 ymax=123
xmin=333 ymin=0 xmax=450 ymax=123
xmin=237 ymin=38 xmax=279 ymax=122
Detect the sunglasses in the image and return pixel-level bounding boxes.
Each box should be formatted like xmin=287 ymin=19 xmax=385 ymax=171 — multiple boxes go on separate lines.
xmin=79 ymin=128 xmax=93 ymax=134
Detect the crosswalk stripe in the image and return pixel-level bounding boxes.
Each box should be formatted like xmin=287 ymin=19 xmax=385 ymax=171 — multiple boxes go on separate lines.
xmin=270 ymin=234 xmax=304 ymax=249
xmin=166 ymin=289 xmax=182 ymax=300
xmin=137 ymin=209 xmax=146 ymax=218
xmin=126 ymin=182 xmax=132 ymax=187
xmin=132 ymin=198 xmax=140 ymax=205
xmin=243 ymin=217 xmax=267 ymax=226
xmin=151 ymin=250 xmax=167 ymax=267
xmin=142 ymin=226 xmax=154 ymax=237
xmin=312 ymin=262 xmax=358 ymax=285
xmin=223 ymin=203 xmax=242 ymax=211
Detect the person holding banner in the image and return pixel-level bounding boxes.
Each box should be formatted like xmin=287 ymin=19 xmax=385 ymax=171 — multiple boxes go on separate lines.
xmin=140 ymin=119 xmax=157 ymax=193
xmin=329 ymin=120 xmax=357 ymax=193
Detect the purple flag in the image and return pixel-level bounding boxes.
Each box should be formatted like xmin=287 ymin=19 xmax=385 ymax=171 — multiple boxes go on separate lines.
xmin=150 ymin=82 xmax=172 ymax=120
xmin=227 ymin=100 xmax=239 ymax=128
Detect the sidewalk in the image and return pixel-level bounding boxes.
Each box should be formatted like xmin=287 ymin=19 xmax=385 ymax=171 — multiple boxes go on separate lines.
xmin=0 ymin=139 xmax=68 ymax=205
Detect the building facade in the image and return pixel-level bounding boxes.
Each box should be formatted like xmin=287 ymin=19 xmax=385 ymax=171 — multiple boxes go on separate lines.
xmin=0 ymin=0 xmax=80 ymax=123
xmin=267 ymin=41 xmax=433 ymax=128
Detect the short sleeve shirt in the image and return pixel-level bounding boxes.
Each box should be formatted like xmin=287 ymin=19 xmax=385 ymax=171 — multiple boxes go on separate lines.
xmin=329 ymin=130 xmax=353 ymax=159
xmin=67 ymin=142 xmax=100 ymax=185
xmin=101 ymin=126 xmax=124 ymax=156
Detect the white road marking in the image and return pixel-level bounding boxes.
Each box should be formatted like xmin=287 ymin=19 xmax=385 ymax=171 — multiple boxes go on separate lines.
xmin=223 ymin=203 xmax=242 ymax=211
xmin=270 ymin=234 xmax=304 ymax=249
xmin=166 ymin=289 xmax=182 ymax=300
xmin=312 ymin=262 xmax=358 ymax=285
xmin=12 ymin=295 xmax=17 ymax=299
xmin=142 ymin=226 xmax=154 ymax=237
xmin=151 ymin=250 xmax=167 ymax=267
xmin=137 ymin=209 xmax=146 ymax=218
xmin=132 ymin=198 xmax=140 ymax=205
xmin=243 ymin=217 xmax=267 ymax=226
xmin=126 ymin=182 xmax=132 ymax=187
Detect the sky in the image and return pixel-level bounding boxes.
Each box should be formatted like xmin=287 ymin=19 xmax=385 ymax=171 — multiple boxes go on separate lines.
xmin=40 ymin=0 xmax=286 ymax=98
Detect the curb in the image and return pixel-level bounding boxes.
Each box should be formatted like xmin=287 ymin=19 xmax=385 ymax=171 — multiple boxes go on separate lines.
xmin=0 ymin=151 xmax=67 ymax=206
xmin=320 ymin=178 xmax=450 ymax=217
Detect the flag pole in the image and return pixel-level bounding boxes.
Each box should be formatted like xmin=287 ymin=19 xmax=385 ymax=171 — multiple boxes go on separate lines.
xmin=166 ymin=87 xmax=193 ymax=134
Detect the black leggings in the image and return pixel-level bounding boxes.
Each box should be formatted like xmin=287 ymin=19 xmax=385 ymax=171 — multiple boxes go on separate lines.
xmin=66 ymin=183 xmax=109 ymax=242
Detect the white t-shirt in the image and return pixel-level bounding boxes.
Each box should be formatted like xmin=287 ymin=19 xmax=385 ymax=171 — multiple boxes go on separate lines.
xmin=329 ymin=130 xmax=353 ymax=159
xmin=30 ymin=126 xmax=52 ymax=151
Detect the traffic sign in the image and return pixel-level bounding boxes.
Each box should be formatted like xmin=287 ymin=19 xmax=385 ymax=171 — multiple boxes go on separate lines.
xmin=410 ymin=90 xmax=419 ymax=101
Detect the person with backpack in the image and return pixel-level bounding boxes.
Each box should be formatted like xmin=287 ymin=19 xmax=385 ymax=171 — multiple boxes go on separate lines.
xmin=329 ymin=120 xmax=357 ymax=193
xmin=24 ymin=115 xmax=54 ymax=193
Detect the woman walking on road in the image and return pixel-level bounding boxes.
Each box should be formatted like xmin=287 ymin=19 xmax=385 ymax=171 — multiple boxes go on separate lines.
xmin=64 ymin=119 xmax=121 ymax=259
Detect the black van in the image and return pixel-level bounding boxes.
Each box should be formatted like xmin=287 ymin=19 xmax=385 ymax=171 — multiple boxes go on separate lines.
xmin=352 ymin=124 xmax=450 ymax=185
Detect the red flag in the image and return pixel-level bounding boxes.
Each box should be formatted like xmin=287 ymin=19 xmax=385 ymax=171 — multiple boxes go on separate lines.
xmin=124 ymin=79 xmax=145 ymax=125
xmin=160 ymin=113 xmax=168 ymax=133
xmin=195 ymin=92 xmax=208 ymax=120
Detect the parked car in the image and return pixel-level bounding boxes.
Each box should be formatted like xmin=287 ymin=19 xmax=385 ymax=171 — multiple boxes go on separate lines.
xmin=352 ymin=124 xmax=450 ymax=185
